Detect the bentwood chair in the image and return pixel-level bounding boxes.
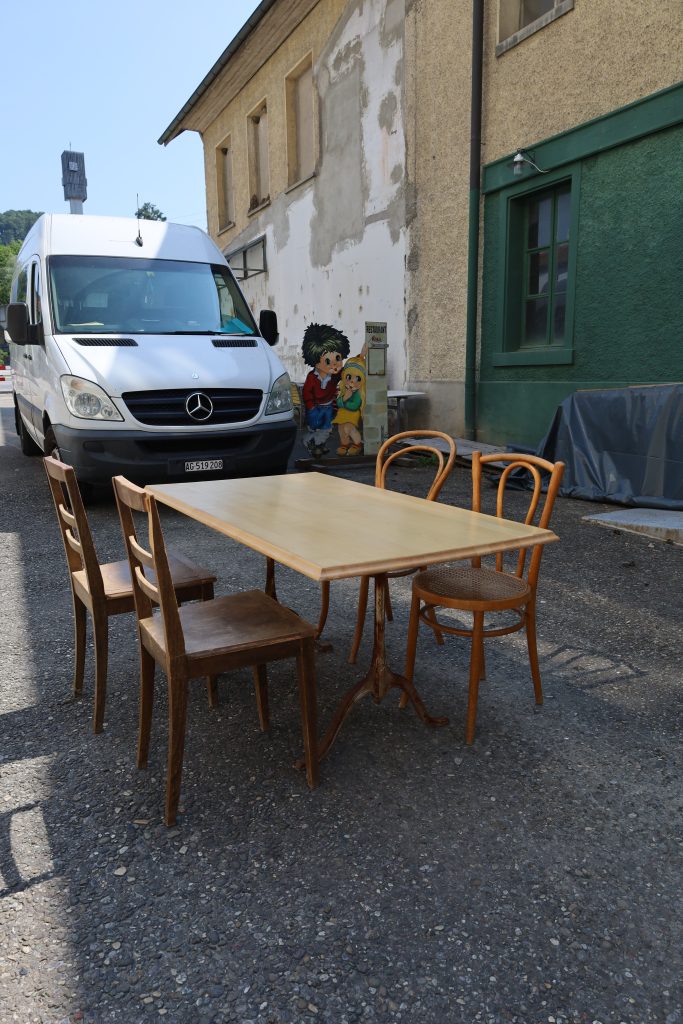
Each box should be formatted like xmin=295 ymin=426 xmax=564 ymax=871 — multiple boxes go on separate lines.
xmin=401 ymin=452 xmax=564 ymax=743
xmin=43 ymin=456 xmax=217 ymax=734
xmin=113 ymin=476 xmax=319 ymax=827
xmin=341 ymin=430 xmax=457 ymax=663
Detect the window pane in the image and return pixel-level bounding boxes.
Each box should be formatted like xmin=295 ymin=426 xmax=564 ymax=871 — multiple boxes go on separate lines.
xmin=555 ymin=187 xmax=571 ymax=242
xmin=522 ymin=0 xmax=555 ymax=27
xmin=555 ymin=242 xmax=569 ymax=292
xmin=552 ymin=292 xmax=566 ymax=343
xmin=524 ymin=297 xmax=548 ymax=346
xmin=527 ymin=195 xmax=552 ymax=249
xmin=528 ymin=250 xmax=549 ymax=295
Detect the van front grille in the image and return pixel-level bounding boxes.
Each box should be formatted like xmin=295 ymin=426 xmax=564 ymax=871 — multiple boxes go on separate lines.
xmin=121 ymin=388 xmax=263 ymax=426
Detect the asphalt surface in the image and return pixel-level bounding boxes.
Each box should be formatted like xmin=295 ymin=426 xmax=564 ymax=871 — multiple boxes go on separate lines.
xmin=1 ymin=392 xmax=681 ymax=1024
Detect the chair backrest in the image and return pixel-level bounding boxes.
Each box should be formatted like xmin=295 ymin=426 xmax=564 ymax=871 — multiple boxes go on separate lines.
xmin=113 ymin=476 xmax=185 ymax=661
xmin=43 ymin=456 xmax=105 ymax=603
xmin=471 ymin=452 xmax=565 ymax=584
xmin=375 ymin=430 xmax=457 ymax=501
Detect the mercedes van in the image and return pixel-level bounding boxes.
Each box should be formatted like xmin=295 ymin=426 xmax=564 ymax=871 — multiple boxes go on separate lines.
xmin=6 ymin=214 xmax=295 ymax=483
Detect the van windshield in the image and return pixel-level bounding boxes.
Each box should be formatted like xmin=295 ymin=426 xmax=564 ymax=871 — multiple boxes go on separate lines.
xmin=48 ymin=256 xmax=259 ymax=336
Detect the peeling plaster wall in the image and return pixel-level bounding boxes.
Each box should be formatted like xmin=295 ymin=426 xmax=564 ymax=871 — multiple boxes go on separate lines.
xmin=203 ymin=0 xmax=408 ymax=388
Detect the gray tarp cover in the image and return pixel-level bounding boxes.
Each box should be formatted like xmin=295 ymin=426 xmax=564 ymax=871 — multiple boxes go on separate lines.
xmin=535 ymin=384 xmax=683 ymax=509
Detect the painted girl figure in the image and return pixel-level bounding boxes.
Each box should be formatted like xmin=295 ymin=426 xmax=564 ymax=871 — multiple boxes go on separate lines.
xmin=301 ymin=323 xmax=350 ymax=457
xmin=334 ymin=353 xmax=366 ymax=456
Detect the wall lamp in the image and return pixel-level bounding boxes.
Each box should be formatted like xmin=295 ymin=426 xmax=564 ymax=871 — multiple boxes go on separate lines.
xmin=512 ymin=149 xmax=548 ymax=176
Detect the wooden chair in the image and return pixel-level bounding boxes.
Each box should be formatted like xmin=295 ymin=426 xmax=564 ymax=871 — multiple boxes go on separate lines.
xmin=401 ymin=452 xmax=564 ymax=743
xmin=113 ymin=476 xmax=319 ymax=827
xmin=341 ymin=430 xmax=457 ymax=663
xmin=43 ymin=456 xmax=217 ymax=734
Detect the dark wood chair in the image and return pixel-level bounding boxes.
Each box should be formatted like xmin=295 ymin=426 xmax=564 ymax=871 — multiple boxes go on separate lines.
xmin=43 ymin=456 xmax=217 ymax=734
xmin=113 ymin=475 xmax=319 ymax=827
xmin=342 ymin=430 xmax=457 ymax=663
xmin=401 ymin=452 xmax=565 ymax=743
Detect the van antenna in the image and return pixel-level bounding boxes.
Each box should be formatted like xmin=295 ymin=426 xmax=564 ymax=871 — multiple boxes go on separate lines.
xmin=135 ymin=193 xmax=143 ymax=247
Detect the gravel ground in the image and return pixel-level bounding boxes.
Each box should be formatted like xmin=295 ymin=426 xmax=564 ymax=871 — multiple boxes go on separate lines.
xmin=1 ymin=393 xmax=681 ymax=1024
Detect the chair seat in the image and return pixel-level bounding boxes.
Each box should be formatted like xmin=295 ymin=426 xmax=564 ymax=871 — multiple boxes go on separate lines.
xmin=73 ymin=549 xmax=216 ymax=602
xmin=414 ymin=564 xmax=531 ymax=610
xmin=141 ymin=590 xmax=316 ymax=663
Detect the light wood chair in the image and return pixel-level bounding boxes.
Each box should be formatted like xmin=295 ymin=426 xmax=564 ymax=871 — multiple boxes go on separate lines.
xmin=342 ymin=430 xmax=457 ymax=663
xmin=401 ymin=452 xmax=565 ymax=743
xmin=43 ymin=456 xmax=217 ymax=734
xmin=113 ymin=475 xmax=319 ymax=827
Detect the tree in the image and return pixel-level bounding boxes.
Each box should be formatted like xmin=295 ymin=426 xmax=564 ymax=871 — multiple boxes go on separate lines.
xmin=0 ymin=240 xmax=21 ymax=306
xmin=135 ymin=202 xmax=166 ymax=221
xmin=0 ymin=210 xmax=42 ymax=246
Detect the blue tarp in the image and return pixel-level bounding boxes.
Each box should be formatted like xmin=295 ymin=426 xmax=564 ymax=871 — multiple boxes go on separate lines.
xmin=535 ymin=384 xmax=683 ymax=509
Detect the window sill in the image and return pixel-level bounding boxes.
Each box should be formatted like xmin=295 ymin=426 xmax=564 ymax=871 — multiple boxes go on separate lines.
xmin=493 ymin=347 xmax=574 ymax=367
xmin=496 ymin=0 xmax=574 ymax=57
xmin=247 ymin=198 xmax=271 ymax=217
xmin=217 ymin=222 xmax=236 ymax=237
xmin=285 ymin=172 xmax=316 ymax=195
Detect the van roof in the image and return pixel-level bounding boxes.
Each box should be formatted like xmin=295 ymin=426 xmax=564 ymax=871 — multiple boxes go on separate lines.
xmin=23 ymin=214 xmax=223 ymax=264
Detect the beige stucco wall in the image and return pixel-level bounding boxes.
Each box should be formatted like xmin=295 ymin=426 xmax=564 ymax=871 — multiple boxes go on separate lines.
xmin=201 ymin=0 xmax=348 ymax=246
xmin=404 ymin=0 xmax=683 ymax=435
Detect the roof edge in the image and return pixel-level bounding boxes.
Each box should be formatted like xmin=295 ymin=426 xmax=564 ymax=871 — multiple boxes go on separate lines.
xmin=158 ymin=0 xmax=280 ymax=146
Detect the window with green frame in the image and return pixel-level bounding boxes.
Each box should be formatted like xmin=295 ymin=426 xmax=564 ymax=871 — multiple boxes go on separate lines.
xmin=495 ymin=165 xmax=579 ymax=366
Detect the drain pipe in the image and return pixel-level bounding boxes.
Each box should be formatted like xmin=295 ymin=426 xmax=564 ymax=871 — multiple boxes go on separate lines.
xmin=464 ymin=0 xmax=484 ymax=440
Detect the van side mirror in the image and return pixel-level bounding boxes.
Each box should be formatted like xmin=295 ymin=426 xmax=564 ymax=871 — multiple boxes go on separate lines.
xmin=259 ymin=309 xmax=279 ymax=346
xmin=7 ymin=303 xmax=29 ymax=346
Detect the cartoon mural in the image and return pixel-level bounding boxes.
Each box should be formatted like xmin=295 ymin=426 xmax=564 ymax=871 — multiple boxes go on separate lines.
xmin=301 ymin=323 xmax=350 ymax=457
xmin=334 ymin=354 xmax=366 ymax=455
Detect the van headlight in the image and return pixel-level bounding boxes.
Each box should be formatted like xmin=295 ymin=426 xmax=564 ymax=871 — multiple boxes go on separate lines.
xmin=60 ymin=376 xmax=123 ymax=421
xmin=264 ymin=372 xmax=293 ymax=416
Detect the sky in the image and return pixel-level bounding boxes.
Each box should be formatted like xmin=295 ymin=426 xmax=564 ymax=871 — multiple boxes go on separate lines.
xmin=0 ymin=0 xmax=262 ymax=229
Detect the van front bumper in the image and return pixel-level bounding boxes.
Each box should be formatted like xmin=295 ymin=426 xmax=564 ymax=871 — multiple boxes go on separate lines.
xmin=52 ymin=420 xmax=297 ymax=483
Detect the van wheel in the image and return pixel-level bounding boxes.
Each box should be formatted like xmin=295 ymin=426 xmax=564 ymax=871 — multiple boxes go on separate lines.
xmin=43 ymin=427 xmax=61 ymax=461
xmin=18 ymin=413 xmax=42 ymax=456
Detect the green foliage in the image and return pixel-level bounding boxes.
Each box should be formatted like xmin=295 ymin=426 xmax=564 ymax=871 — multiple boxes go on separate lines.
xmin=0 ymin=240 xmax=21 ymax=306
xmin=135 ymin=202 xmax=166 ymax=221
xmin=0 ymin=209 xmax=42 ymax=246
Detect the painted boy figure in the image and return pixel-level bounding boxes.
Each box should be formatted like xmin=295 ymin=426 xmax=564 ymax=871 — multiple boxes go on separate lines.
xmin=301 ymin=323 xmax=350 ymax=457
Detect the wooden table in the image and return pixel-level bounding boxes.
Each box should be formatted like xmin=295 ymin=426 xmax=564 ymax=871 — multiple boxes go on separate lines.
xmin=147 ymin=473 xmax=558 ymax=764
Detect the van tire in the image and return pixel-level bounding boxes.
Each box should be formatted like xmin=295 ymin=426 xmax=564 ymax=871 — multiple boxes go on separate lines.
xmin=43 ymin=427 xmax=61 ymax=461
xmin=17 ymin=411 xmax=42 ymax=457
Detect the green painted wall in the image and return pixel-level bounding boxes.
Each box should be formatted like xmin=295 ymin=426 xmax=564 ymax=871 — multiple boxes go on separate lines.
xmin=478 ymin=121 xmax=683 ymax=447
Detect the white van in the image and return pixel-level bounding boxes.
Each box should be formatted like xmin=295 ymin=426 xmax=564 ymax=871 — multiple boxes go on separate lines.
xmin=6 ymin=214 xmax=295 ymax=483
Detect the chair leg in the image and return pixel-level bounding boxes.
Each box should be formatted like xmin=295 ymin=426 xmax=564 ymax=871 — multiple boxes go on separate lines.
xmin=165 ymin=671 xmax=188 ymax=827
xmin=384 ymin=578 xmax=394 ymax=622
xmin=465 ymin=612 xmax=485 ymax=744
xmin=525 ymin=598 xmax=543 ymax=705
xmin=348 ymin=576 xmax=370 ymax=665
xmin=399 ymin=590 xmax=422 ymax=710
xmin=92 ymin=607 xmax=109 ymax=734
xmin=316 ymin=581 xmax=330 ymax=640
xmin=265 ymin=557 xmax=277 ymax=600
xmin=297 ymin=638 xmax=319 ymax=790
xmin=252 ymin=664 xmax=270 ymax=731
xmin=424 ymin=605 xmax=445 ymax=646
xmin=206 ymin=677 xmax=219 ymax=708
xmin=137 ymin=645 xmax=155 ymax=769
xmin=72 ymin=595 xmax=87 ymax=696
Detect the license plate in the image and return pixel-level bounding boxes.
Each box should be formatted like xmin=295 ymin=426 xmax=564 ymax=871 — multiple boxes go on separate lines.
xmin=184 ymin=459 xmax=223 ymax=473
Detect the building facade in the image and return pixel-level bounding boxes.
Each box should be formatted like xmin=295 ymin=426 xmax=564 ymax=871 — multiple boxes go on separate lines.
xmin=161 ymin=0 xmax=683 ymax=446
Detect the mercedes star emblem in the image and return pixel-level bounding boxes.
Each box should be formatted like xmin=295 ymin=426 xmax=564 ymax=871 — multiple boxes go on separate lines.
xmin=186 ymin=392 xmax=213 ymax=422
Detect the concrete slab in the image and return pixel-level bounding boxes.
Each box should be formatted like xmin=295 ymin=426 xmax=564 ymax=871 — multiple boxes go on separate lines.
xmin=583 ymin=508 xmax=683 ymax=545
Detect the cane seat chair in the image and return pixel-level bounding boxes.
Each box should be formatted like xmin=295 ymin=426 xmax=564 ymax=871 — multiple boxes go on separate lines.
xmin=43 ymin=456 xmax=217 ymax=734
xmin=340 ymin=430 xmax=457 ymax=663
xmin=113 ymin=476 xmax=319 ymax=827
xmin=401 ymin=452 xmax=564 ymax=743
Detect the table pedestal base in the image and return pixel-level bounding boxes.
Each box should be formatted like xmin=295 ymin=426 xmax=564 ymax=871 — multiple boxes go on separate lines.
xmin=297 ymin=574 xmax=449 ymax=770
